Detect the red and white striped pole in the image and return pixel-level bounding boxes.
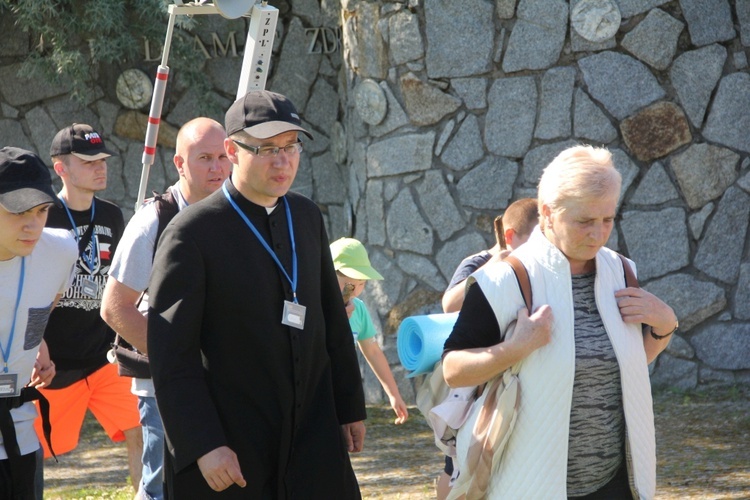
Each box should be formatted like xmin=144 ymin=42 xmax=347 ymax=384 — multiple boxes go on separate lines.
xmin=135 ymin=5 xmax=178 ymax=211
xmin=134 ymin=1 xmax=277 ymax=210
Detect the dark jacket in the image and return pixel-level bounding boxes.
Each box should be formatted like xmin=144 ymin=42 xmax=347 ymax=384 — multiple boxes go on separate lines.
xmin=148 ymin=181 xmax=365 ymax=499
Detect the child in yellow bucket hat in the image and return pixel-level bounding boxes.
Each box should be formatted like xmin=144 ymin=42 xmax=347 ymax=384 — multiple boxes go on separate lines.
xmin=330 ymin=237 xmax=408 ymax=424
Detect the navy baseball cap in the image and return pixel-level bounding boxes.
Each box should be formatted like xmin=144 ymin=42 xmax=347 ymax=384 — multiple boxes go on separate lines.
xmin=0 ymin=147 xmax=60 ymax=213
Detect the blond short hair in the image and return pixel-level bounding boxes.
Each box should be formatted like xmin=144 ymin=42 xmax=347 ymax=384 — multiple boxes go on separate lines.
xmin=537 ymin=145 xmax=621 ymax=218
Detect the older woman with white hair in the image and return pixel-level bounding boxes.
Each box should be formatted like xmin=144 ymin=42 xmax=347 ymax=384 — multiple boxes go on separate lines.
xmin=443 ymin=145 xmax=676 ymax=499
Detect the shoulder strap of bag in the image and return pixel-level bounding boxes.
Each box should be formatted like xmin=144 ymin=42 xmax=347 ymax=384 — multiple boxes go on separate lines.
xmin=617 ymin=253 xmax=639 ymax=289
xmin=152 ymin=189 xmax=180 ymax=257
xmin=503 ymin=255 xmax=532 ymax=314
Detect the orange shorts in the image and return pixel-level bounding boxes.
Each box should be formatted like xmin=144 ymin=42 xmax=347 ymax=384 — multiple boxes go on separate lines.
xmin=33 ymin=362 xmax=140 ymax=458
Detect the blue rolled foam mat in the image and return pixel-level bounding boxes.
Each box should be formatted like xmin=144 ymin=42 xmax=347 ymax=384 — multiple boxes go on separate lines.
xmin=397 ymin=313 xmax=459 ymax=378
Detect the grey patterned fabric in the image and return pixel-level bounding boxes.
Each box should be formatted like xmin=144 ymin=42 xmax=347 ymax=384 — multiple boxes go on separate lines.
xmin=566 ymin=272 xmax=625 ymax=497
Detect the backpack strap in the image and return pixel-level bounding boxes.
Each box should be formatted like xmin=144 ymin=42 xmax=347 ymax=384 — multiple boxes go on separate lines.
xmin=618 ymin=253 xmax=639 ymax=289
xmin=504 ymin=255 xmax=532 ymax=314
xmin=152 ymin=189 xmax=180 ymax=259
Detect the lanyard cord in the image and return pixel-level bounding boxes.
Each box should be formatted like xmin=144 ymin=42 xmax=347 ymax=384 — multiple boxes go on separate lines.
xmin=61 ymin=197 xmax=97 ymax=272
xmin=222 ymin=184 xmax=299 ymax=303
xmin=1 ymin=257 xmax=25 ymax=373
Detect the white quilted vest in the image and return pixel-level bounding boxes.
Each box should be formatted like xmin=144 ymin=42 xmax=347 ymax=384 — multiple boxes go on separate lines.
xmin=463 ymin=228 xmax=655 ymax=499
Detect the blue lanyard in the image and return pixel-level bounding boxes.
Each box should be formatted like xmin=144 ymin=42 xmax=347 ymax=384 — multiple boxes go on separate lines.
xmin=61 ymin=197 xmax=97 ymax=272
xmin=222 ymin=184 xmax=299 ymax=303
xmin=1 ymin=257 xmax=25 ymax=373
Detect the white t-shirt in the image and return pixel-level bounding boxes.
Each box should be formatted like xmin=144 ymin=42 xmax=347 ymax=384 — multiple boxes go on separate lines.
xmin=108 ymin=184 xmax=188 ymax=396
xmin=0 ymin=228 xmax=77 ymax=459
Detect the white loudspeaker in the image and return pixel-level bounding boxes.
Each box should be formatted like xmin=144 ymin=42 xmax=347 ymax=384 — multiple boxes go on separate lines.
xmin=213 ymin=0 xmax=255 ymax=18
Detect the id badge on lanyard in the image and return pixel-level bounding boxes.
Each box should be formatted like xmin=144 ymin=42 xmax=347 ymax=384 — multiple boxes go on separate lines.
xmin=223 ymin=185 xmax=306 ymax=330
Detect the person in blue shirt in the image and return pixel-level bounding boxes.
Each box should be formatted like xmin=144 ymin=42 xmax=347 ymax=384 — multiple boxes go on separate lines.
xmin=330 ymin=238 xmax=408 ymax=425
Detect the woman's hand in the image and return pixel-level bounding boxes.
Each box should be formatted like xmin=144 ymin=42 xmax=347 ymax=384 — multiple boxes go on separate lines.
xmin=615 ymin=287 xmax=677 ymax=335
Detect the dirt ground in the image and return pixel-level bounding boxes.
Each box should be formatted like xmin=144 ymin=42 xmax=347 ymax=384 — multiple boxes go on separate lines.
xmin=43 ymin=387 xmax=749 ymax=499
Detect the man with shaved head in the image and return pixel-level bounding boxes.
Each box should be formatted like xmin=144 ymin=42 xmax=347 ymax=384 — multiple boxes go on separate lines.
xmin=102 ymin=117 xmax=232 ymax=500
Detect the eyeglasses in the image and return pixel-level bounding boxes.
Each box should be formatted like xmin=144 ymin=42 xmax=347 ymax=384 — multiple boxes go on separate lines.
xmin=233 ymin=140 xmax=304 ymax=157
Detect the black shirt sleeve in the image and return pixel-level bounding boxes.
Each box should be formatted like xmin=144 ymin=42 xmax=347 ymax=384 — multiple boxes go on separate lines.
xmin=443 ymin=282 xmax=503 ymax=353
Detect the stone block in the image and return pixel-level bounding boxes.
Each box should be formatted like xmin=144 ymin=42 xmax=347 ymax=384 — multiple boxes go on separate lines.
xmin=739 ymin=0 xmax=750 ymax=46
xmin=115 ymin=111 xmax=178 ymax=149
xmin=670 ymin=44 xmax=727 ymax=128
xmin=670 ymin=143 xmax=739 ymax=209
xmin=305 ymin=79 xmax=339 ymax=134
xmin=386 ymin=190 xmax=434 ymax=255
xmin=611 ymin=149 xmax=639 ymax=205
xmin=485 ymin=77 xmax=537 ymax=158
xmin=521 ymin=140 xmax=579 ymax=186
xmin=416 ymin=170 xmax=464 ymax=241
xmin=503 ymin=0 xmax=568 ymax=73
xmin=367 ymin=132 xmax=434 ymax=177
xmin=312 ymin=152 xmax=346 ymax=204
xmin=436 ymin=232 xmax=488 ymax=281
xmin=425 ymin=0 xmax=494 ymax=78
xmin=365 ymin=180 xmax=386 ymax=246
xmin=692 ymin=323 xmax=750 ymax=370
xmin=0 ymin=63 xmax=71 ymax=107
xmin=688 ymin=203 xmax=713 ymax=240
xmin=579 ymin=51 xmax=665 ymax=120
xmin=441 ymin=115 xmax=484 ymax=172
xmin=621 ymin=207 xmax=689 ymax=281
xmin=695 ymin=187 xmax=750 ymax=283
xmin=620 ymin=102 xmax=691 ymax=162
xmin=451 ymin=78 xmax=487 ymax=110
xmin=24 ymin=107 xmax=58 ymax=158
xmin=457 ymin=157 xmax=518 ymax=210
xmin=629 ymin=162 xmax=679 ymax=205
xmin=497 ymin=0 xmax=518 ymax=19
xmin=270 ymin=18 xmax=321 ymax=108
xmin=703 ymin=73 xmax=750 ymax=153
xmin=614 ymin=0 xmax=670 ymax=18
xmin=678 ymin=0 xmax=735 ymax=46
xmin=400 ymin=73 xmax=461 ymax=127
xmin=369 ymin=82 xmax=410 ymax=138
xmin=535 ymin=67 xmax=575 ymax=140
xmin=0 ymin=119 xmax=36 ymax=154
xmin=389 ymin=10 xmax=424 ymax=65
xmin=665 ymin=334 xmax=694 ymax=359
xmin=621 ymin=8 xmax=683 ymax=70
xmin=573 ymin=89 xmax=617 ymax=144
xmin=736 ymin=264 xmax=750 ymax=320
xmin=644 ymin=274 xmax=726 ymax=332
xmin=397 ymin=253 xmax=448 ymax=292
xmin=651 ymin=353 xmax=697 ymax=390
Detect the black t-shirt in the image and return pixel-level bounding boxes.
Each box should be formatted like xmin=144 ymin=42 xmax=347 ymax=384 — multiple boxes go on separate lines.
xmin=443 ymin=283 xmax=502 ymax=353
xmin=44 ymin=197 xmax=124 ymax=378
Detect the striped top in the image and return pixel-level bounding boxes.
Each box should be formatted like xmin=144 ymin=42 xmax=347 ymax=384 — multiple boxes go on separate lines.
xmin=567 ymin=273 xmax=625 ymax=496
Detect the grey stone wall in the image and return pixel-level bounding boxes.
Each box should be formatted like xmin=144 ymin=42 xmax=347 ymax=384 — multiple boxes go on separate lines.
xmin=1 ymin=1 xmax=748 ymax=404
xmin=338 ymin=0 xmax=750 ymax=402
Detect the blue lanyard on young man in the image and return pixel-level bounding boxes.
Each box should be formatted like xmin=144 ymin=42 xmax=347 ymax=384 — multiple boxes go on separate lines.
xmin=60 ymin=197 xmax=97 ymax=272
xmin=221 ymin=184 xmax=299 ymax=303
xmin=1 ymin=257 xmax=25 ymax=373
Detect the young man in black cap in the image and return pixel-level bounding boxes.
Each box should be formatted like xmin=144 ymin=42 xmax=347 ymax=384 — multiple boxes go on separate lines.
xmin=147 ymin=91 xmax=366 ymax=498
xmin=0 ymin=147 xmax=77 ymax=499
xmin=33 ymin=124 xmax=143 ymax=490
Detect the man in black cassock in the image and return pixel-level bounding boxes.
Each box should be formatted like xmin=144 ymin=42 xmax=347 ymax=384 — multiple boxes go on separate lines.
xmin=148 ymin=90 xmax=366 ymax=499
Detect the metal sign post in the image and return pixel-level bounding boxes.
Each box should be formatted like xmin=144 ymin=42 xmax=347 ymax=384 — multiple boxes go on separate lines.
xmin=135 ymin=0 xmax=278 ymax=211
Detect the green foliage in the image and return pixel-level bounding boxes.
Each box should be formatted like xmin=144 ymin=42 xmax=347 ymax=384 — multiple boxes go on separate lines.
xmin=1 ymin=0 xmax=208 ymax=104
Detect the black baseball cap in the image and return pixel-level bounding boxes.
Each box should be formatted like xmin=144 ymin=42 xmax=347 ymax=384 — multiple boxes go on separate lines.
xmin=225 ymin=90 xmax=313 ymax=140
xmin=49 ymin=123 xmax=116 ymax=161
xmin=0 ymin=147 xmax=60 ymax=213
